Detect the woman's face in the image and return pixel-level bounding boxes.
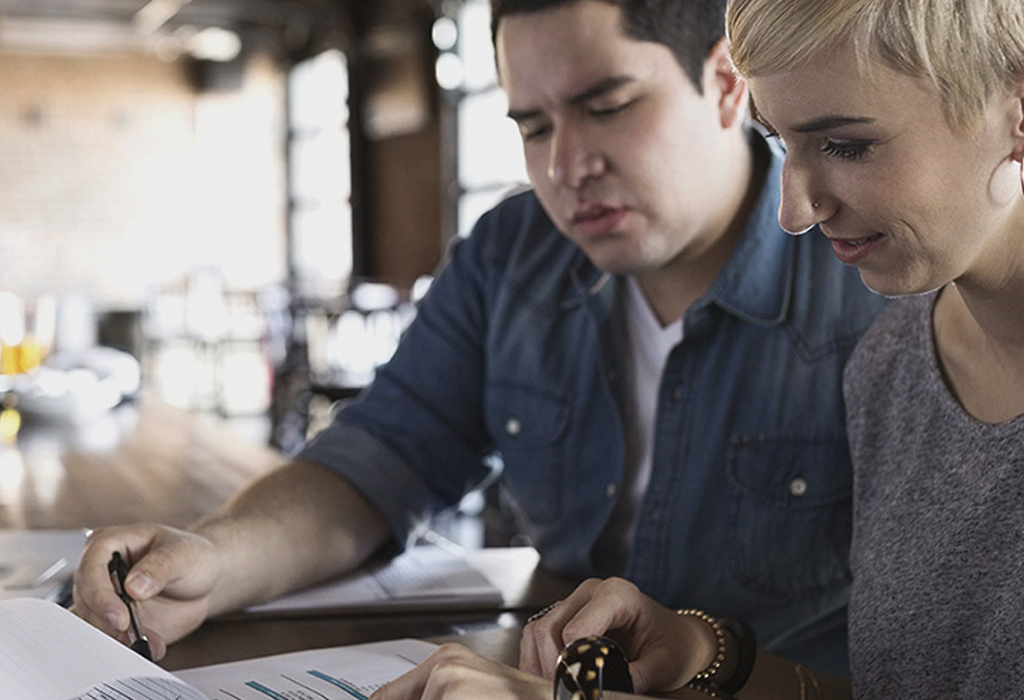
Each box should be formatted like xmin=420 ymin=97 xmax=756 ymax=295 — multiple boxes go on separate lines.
xmin=749 ymin=43 xmax=1024 ymax=297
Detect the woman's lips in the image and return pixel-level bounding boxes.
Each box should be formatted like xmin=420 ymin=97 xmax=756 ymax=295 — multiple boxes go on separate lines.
xmin=571 ymin=205 xmax=628 ymax=239
xmin=829 ymin=232 xmax=885 ymax=265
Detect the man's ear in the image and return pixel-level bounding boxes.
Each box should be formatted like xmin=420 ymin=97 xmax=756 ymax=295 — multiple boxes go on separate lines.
xmin=704 ymin=36 xmax=748 ymax=130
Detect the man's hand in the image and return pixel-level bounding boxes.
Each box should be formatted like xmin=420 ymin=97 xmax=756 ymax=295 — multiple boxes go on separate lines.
xmin=70 ymin=461 xmax=392 ymax=659
xmin=71 ymin=524 xmax=221 ymax=660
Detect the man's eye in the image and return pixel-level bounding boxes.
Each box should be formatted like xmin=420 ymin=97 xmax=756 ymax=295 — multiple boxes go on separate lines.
xmin=821 ymin=139 xmax=871 ymax=161
xmin=589 ymin=100 xmax=633 ymax=118
xmin=521 ymin=124 xmax=551 ymax=141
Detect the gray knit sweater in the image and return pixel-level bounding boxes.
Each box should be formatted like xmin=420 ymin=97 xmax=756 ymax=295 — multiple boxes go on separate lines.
xmin=844 ymin=291 xmax=1024 ymax=698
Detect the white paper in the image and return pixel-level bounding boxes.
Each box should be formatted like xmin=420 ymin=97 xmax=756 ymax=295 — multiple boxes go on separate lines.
xmin=247 ymin=545 xmax=502 ymax=614
xmin=0 ymin=598 xmax=205 ymax=700
xmin=177 ymin=638 xmax=436 ymax=700
xmin=0 ymin=529 xmax=88 ymax=603
xmin=0 ymin=598 xmax=435 ymax=700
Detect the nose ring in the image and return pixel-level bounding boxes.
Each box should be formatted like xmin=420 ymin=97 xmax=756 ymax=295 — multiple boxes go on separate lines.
xmin=812 ymin=201 xmax=820 ymax=209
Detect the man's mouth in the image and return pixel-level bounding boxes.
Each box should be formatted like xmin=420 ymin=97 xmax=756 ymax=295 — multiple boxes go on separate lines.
xmin=572 ymin=203 xmax=621 ymax=223
xmin=570 ymin=204 xmax=629 ymax=239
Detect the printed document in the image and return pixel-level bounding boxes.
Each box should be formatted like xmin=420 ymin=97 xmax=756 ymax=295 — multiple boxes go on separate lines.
xmin=0 ymin=598 xmax=435 ymax=700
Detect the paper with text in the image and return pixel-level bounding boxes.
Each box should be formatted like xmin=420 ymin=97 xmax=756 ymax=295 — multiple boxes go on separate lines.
xmin=0 ymin=598 xmax=205 ymax=700
xmin=1 ymin=598 xmax=436 ymax=700
xmin=177 ymin=638 xmax=436 ymax=700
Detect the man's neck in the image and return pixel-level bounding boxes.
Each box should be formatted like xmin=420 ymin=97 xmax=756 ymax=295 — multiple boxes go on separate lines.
xmin=637 ymin=131 xmax=769 ymax=326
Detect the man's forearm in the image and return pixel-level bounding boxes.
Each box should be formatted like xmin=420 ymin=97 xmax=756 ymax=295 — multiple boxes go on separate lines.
xmin=191 ymin=460 xmax=391 ymax=617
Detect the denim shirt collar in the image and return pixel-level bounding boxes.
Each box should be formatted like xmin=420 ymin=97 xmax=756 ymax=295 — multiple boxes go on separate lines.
xmin=702 ymin=134 xmax=794 ymax=326
xmin=563 ymin=130 xmax=794 ymax=327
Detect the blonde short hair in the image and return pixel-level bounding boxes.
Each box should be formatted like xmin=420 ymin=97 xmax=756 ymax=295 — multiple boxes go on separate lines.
xmin=725 ymin=0 xmax=1024 ymax=129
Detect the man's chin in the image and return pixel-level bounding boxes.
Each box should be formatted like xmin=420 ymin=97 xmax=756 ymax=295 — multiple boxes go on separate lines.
xmin=580 ymin=245 xmax=642 ymax=276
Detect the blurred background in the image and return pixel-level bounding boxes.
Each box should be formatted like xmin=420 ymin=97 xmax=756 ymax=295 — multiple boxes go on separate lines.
xmin=0 ymin=0 xmax=530 ymax=458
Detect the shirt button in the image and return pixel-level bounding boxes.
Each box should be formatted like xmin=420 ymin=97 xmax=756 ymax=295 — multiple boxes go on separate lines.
xmin=606 ymin=483 xmax=617 ymax=498
xmin=789 ymin=477 xmax=808 ymax=497
xmin=505 ymin=417 xmax=522 ymax=436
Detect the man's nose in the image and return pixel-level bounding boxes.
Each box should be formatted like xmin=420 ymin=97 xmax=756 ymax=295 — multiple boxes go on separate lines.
xmin=547 ymin=125 xmax=604 ymax=188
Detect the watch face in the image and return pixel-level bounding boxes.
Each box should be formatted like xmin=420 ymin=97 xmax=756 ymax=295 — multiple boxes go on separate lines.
xmin=554 ymin=636 xmax=634 ymax=700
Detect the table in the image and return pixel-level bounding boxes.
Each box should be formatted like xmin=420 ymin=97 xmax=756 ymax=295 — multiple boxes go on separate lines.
xmin=0 ymin=398 xmax=578 ymax=670
xmin=162 ymin=546 xmax=576 ymax=670
xmin=0 ymin=398 xmax=286 ymax=529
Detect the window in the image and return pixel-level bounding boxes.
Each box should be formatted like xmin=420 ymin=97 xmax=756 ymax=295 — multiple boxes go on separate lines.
xmin=288 ymin=50 xmax=353 ymax=296
xmin=438 ymin=0 xmax=528 ymax=237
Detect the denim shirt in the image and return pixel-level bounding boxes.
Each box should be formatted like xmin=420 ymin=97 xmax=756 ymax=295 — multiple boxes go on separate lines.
xmin=298 ymin=135 xmax=888 ymax=674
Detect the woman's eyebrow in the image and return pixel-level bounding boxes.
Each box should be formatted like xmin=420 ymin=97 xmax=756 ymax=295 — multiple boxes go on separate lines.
xmin=789 ymin=115 xmax=876 ymax=133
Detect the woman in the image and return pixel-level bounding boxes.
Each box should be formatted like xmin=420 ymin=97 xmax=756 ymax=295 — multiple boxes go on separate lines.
xmin=375 ymin=0 xmax=1024 ymax=697
xmin=726 ymin=0 xmax=1024 ymax=695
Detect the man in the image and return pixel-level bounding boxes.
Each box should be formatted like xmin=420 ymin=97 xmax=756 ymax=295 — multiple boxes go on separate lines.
xmin=72 ymin=0 xmax=885 ymax=675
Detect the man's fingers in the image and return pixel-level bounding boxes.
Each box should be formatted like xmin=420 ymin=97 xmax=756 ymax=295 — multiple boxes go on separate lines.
xmin=74 ymin=526 xmax=162 ymax=630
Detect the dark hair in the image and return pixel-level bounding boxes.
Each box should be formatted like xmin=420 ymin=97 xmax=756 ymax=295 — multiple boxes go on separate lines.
xmin=490 ymin=0 xmax=729 ymax=92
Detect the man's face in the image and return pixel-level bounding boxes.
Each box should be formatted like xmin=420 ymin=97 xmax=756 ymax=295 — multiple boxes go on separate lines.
xmin=496 ymin=0 xmax=739 ymax=276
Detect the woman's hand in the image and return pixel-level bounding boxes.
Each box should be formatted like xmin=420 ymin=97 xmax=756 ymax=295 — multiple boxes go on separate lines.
xmin=371 ymin=643 xmax=549 ymax=700
xmin=518 ymin=577 xmax=718 ymax=694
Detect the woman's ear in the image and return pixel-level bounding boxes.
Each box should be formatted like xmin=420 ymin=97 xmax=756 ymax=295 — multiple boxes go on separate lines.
xmin=704 ymin=37 xmax=748 ymax=130
xmin=1009 ymin=73 xmax=1024 ymax=163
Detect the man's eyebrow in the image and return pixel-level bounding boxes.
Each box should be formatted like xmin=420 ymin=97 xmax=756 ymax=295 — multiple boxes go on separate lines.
xmin=789 ymin=115 xmax=876 ymax=133
xmin=507 ymin=75 xmax=636 ymax=123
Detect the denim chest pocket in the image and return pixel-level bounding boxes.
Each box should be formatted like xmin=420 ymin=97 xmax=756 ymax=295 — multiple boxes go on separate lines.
xmin=485 ymin=382 xmax=571 ymax=524
xmin=727 ymin=436 xmax=853 ymax=599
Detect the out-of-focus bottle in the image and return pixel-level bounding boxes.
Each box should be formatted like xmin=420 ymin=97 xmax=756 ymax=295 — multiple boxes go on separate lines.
xmin=0 ymin=292 xmax=52 ymax=375
xmin=0 ymin=392 xmax=20 ymax=445
xmin=0 ymin=292 xmax=25 ymax=375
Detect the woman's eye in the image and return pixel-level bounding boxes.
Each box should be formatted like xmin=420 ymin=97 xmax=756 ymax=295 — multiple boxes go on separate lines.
xmin=821 ymin=139 xmax=871 ymax=161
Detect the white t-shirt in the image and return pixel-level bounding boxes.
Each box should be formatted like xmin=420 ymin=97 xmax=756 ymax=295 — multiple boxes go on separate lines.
xmin=594 ymin=276 xmax=683 ymax=574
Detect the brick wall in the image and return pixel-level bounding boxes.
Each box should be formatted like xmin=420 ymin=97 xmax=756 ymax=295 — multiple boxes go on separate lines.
xmin=0 ymin=49 xmax=288 ymax=312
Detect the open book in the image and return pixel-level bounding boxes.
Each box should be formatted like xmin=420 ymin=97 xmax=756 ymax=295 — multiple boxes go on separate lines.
xmin=1 ymin=598 xmax=436 ymax=700
xmin=245 ymin=543 xmax=503 ymax=614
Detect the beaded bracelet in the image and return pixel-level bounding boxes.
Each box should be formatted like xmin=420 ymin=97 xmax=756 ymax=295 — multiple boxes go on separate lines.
xmin=676 ymin=609 xmax=726 ymax=681
xmin=677 ymin=610 xmax=758 ymax=696
xmin=684 ymin=679 xmax=736 ymax=699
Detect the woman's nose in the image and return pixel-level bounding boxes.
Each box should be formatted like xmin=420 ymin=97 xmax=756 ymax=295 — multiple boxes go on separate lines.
xmin=778 ymin=160 xmax=829 ymax=235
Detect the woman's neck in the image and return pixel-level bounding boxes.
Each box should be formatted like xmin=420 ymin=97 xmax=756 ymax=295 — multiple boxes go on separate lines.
xmin=934 ymin=276 xmax=1024 ymax=424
